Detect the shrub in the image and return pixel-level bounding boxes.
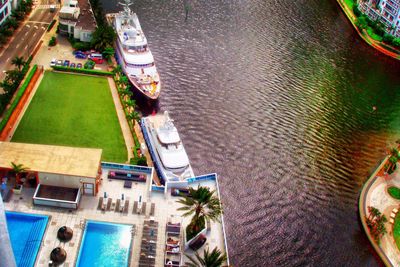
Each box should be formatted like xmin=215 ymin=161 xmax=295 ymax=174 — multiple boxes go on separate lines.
xmin=130 ymin=155 xmax=147 ymax=166
xmin=388 ymin=187 xmax=400 ymax=199
xmin=51 ymin=65 xmax=113 ymax=76
xmin=392 ymin=38 xmax=400 ymax=48
xmin=383 ymin=33 xmax=395 ymax=44
xmin=47 ymin=19 xmax=56 ymax=32
xmin=0 ymin=65 xmax=37 ymax=132
xmin=48 ymin=36 xmax=56 ymax=46
xmin=353 ymin=5 xmax=361 ymax=17
xmin=355 ymin=16 xmax=368 ymax=30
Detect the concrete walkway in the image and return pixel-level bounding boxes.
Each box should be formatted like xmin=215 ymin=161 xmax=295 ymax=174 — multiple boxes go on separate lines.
xmin=108 ymin=78 xmax=134 ymax=162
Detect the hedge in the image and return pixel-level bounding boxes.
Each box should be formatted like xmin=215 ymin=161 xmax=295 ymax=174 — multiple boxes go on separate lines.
xmin=47 ymin=19 xmax=56 ymax=32
xmin=0 ymin=65 xmax=38 ymax=132
xmin=52 ymin=65 xmax=113 ymax=76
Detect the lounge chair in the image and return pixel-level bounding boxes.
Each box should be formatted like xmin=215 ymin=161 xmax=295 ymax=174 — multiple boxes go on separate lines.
xmin=133 ymin=201 xmax=138 ymax=214
xmin=106 ymin=198 xmax=112 ymax=211
xmin=115 ymin=199 xmax=121 ymax=212
xmin=97 ymin=197 xmax=103 ymax=210
xmin=391 ymin=212 xmax=396 ymax=219
xmin=123 ymin=200 xmax=129 ymax=213
xmin=140 ymin=202 xmax=147 ymax=215
xmin=149 ymin=203 xmax=155 ymax=216
xmin=390 ymin=218 xmax=395 ymax=224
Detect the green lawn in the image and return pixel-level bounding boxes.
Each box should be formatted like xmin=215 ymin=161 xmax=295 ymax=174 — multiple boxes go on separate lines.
xmin=12 ymin=71 xmax=127 ymax=163
xmin=344 ymin=0 xmax=355 ymax=9
xmin=394 ymin=213 xmax=400 ymax=250
xmin=388 ymin=186 xmax=400 ymax=199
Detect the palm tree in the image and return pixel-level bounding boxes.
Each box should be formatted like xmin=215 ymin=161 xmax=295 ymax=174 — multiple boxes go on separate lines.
xmin=124 ymin=99 xmax=136 ymax=113
xmin=112 ymin=64 xmax=122 ymax=76
xmin=186 ymin=247 xmax=227 ymax=267
xmin=177 ymin=186 xmax=223 ymax=235
xmin=10 ymin=162 xmax=29 ymax=184
xmin=127 ymin=110 xmax=140 ymax=126
xmin=11 ymin=56 xmax=25 ymax=71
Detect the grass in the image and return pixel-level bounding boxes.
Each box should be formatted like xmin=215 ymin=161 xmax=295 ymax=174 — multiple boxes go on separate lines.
xmin=12 ymin=71 xmax=127 ymax=163
xmin=366 ymin=27 xmax=383 ymax=42
xmin=388 ymin=186 xmax=400 ymax=199
xmin=394 ymin=213 xmax=400 ymax=250
xmin=344 ymin=0 xmax=355 ymax=10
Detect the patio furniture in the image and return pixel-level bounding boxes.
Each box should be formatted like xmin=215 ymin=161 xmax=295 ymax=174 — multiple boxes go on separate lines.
xmin=0 ymin=187 xmax=12 ymax=202
xmin=124 ymin=180 xmax=133 ymax=188
xmin=390 ymin=218 xmax=395 ymax=224
xmin=97 ymin=197 xmax=103 ymax=210
xmin=394 ymin=208 xmax=399 ymax=213
xmin=150 ymin=203 xmax=155 ymax=216
xmin=115 ymin=199 xmax=121 ymax=213
xmin=106 ymin=198 xmax=112 ymax=211
xmin=140 ymin=202 xmax=147 ymax=215
xmin=391 ymin=212 xmax=396 ymax=219
xmin=108 ymin=170 xmax=146 ymax=182
xmin=123 ymin=200 xmax=129 ymax=213
xmin=133 ymin=201 xmax=138 ymax=213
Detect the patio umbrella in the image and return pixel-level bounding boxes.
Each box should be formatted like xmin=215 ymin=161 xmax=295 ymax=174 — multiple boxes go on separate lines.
xmin=122 ymin=194 xmax=125 ymax=200
xmin=104 ymin=192 xmax=107 ymax=198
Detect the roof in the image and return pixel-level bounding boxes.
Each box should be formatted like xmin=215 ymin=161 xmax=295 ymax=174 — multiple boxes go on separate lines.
xmin=0 ymin=142 xmax=102 ymax=178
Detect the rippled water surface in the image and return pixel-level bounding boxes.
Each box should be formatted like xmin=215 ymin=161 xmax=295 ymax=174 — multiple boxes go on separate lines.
xmin=102 ymin=0 xmax=400 ymax=265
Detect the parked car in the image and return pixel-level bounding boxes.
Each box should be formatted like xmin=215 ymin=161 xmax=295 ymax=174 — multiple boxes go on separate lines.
xmin=70 ymin=63 xmax=76 ymax=68
xmin=56 ymin=60 xmax=63 ymax=66
xmin=50 ymin=58 xmax=57 ymax=67
xmin=77 ymin=63 xmax=83 ymax=68
xmin=88 ymin=53 xmax=104 ymax=64
xmin=75 ymin=52 xmax=87 ymax=59
xmin=84 ymin=60 xmax=95 ymax=69
xmin=63 ymin=60 xmax=70 ymax=67
xmin=73 ymin=50 xmax=83 ymax=55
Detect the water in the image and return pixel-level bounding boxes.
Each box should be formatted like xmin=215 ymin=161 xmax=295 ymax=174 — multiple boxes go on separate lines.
xmin=102 ymin=0 xmax=400 ymax=265
xmin=6 ymin=211 xmax=49 ymax=267
xmin=76 ymin=221 xmax=132 ymax=267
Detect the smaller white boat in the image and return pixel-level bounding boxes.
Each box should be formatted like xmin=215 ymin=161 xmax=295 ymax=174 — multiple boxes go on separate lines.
xmin=141 ymin=111 xmax=194 ymax=183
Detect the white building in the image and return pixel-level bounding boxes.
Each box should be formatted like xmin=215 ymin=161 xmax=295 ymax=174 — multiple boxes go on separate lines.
xmin=58 ymin=0 xmax=96 ymax=42
xmin=359 ymin=0 xmax=400 ymax=37
xmin=0 ymin=0 xmax=12 ymax=26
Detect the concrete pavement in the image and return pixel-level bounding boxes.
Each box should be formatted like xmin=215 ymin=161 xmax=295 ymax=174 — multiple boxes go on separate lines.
xmin=0 ymin=3 xmax=58 ymax=83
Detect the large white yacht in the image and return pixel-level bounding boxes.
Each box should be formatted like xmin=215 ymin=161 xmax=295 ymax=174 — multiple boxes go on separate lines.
xmin=141 ymin=112 xmax=194 ymax=183
xmin=112 ymin=0 xmax=161 ymax=100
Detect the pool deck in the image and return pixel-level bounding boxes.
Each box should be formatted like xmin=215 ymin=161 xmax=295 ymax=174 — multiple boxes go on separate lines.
xmin=4 ymin=167 xmax=227 ymax=267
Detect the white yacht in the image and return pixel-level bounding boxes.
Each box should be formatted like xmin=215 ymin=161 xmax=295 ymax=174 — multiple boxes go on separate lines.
xmin=141 ymin=112 xmax=194 ymax=183
xmin=112 ymin=0 xmax=161 ymax=100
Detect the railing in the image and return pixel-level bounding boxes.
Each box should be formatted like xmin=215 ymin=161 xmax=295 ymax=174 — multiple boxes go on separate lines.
xmin=101 ymin=161 xmax=153 ymax=174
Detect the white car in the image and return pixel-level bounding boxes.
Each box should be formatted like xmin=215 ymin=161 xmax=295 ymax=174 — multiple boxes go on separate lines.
xmin=50 ymin=58 xmax=57 ymax=67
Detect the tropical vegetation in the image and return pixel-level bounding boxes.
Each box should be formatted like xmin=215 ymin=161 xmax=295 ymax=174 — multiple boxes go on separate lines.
xmin=0 ymin=56 xmax=31 ymax=116
xmin=10 ymin=162 xmax=29 ymax=184
xmin=393 ymin=213 xmax=400 ymax=250
xmin=366 ymin=206 xmax=387 ymax=244
xmin=386 ymin=148 xmax=400 ymax=174
xmin=186 ymin=247 xmax=227 ymax=267
xmin=177 ymin=186 xmax=223 ymax=240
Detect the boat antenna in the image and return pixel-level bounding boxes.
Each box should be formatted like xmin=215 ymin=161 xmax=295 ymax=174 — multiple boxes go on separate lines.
xmin=118 ymin=0 xmax=133 ymax=17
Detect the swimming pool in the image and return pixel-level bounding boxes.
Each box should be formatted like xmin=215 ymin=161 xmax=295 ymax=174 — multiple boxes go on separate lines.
xmin=5 ymin=211 xmax=49 ymax=267
xmin=76 ymin=220 xmax=133 ymax=267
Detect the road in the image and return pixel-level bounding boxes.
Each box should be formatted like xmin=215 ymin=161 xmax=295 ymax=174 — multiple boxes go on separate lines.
xmin=0 ymin=4 xmax=58 ymax=82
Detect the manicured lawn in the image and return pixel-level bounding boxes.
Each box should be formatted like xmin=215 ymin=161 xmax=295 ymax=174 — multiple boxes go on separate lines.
xmin=394 ymin=213 xmax=400 ymax=250
xmin=388 ymin=186 xmax=400 ymax=200
xmin=344 ymin=0 xmax=355 ymax=9
xmin=12 ymin=71 xmax=127 ymax=163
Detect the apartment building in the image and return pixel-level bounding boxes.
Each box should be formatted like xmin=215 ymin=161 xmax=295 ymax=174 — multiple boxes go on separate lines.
xmin=0 ymin=0 xmax=12 ymax=26
xmin=359 ymin=0 xmax=400 ymax=37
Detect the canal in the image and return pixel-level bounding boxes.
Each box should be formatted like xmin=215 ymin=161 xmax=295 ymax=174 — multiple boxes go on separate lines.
xmin=102 ymin=0 xmax=400 ymax=265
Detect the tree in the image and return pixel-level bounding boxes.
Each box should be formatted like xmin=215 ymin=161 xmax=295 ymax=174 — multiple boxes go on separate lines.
xmin=177 ymin=186 xmax=223 ymax=236
xmin=10 ymin=162 xmax=29 ymax=184
xmin=355 ymin=16 xmax=368 ymax=31
xmin=102 ymin=46 xmax=115 ymax=61
xmin=112 ymin=64 xmax=122 ymax=76
xmin=11 ymin=56 xmax=25 ymax=71
xmin=5 ymin=17 xmax=19 ymax=30
xmin=366 ymin=206 xmax=387 ymax=244
xmin=186 ymin=247 xmax=227 ymax=267
xmin=127 ymin=110 xmax=140 ymax=126
xmin=91 ymin=25 xmax=116 ymax=51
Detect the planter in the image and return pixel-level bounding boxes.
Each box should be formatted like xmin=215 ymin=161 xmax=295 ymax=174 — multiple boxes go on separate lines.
xmin=13 ymin=185 xmax=23 ymax=195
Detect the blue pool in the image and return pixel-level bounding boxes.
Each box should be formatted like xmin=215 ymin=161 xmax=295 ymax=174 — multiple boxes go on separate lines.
xmin=5 ymin=211 xmax=49 ymax=267
xmin=76 ymin=221 xmax=133 ymax=267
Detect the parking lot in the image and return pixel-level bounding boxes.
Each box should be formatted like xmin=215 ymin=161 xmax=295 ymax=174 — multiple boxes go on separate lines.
xmin=32 ymin=35 xmax=109 ymax=71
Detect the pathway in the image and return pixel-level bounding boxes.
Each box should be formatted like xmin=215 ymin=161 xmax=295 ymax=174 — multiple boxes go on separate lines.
xmin=108 ymin=78 xmax=134 ymax=162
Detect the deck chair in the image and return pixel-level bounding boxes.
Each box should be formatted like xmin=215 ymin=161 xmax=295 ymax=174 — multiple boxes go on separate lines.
xmin=133 ymin=201 xmax=138 ymax=214
xmin=123 ymin=200 xmax=129 ymax=213
xmin=149 ymin=203 xmax=155 ymax=216
xmin=106 ymin=198 xmax=112 ymax=211
xmin=97 ymin=197 xmax=103 ymax=210
xmin=140 ymin=202 xmax=147 ymax=215
xmin=115 ymin=199 xmax=121 ymax=212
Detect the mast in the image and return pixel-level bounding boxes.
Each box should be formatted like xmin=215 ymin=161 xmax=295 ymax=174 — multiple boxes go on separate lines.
xmin=119 ymin=0 xmax=133 ymax=17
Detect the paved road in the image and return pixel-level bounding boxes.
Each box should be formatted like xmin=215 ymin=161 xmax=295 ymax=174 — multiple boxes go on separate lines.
xmin=0 ymin=5 xmax=57 ymax=82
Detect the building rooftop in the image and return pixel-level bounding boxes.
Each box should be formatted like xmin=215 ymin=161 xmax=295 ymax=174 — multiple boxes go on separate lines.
xmin=75 ymin=0 xmax=96 ymax=31
xmin=0 ymin=142 xmax=102 ymax=178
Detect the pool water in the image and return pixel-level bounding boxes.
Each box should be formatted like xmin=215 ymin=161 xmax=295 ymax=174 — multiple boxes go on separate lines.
xmin=5 ymin=211 xmax=49 ymax=267
xmin=76 ymin=221 xmax=133 ymax=267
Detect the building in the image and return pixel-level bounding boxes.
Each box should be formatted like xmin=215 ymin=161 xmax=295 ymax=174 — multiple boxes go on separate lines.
xmin=0 ymin=142 xmax=102 ymax=209
xmin=359 ymin=0 xmax=400 ymax=37
xmin=58 ymin=0 xmax=96 ymax=42
xmin=0 ymin=0 xmax=12 ymax=27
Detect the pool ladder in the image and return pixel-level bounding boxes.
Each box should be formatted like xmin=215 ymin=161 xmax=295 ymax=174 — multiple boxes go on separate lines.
xmin=79 ymin=220 xmax=86 ymax=230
